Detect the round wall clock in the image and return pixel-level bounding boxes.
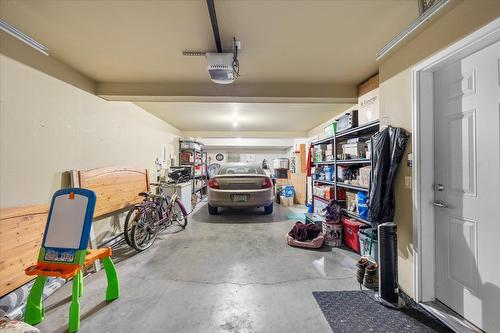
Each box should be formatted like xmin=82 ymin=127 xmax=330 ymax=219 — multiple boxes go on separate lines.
xmin=215 ymin=153 xmax=224 ymax=162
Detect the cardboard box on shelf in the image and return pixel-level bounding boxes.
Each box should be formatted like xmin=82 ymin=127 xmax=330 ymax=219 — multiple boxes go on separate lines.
xmin=341 ymin=142 xmax=368 ymax=159
xmin=346 ymin=191 xmax=357 ymax=213
xmin=359 ymin=166 xmax=371 ymax=187
xmin=358 ymin=75 xmax=380 ymax=125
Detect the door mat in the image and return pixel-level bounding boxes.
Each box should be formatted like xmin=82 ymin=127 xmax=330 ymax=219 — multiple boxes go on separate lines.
xmin=313 ymin=290 xmax=453 ymax=333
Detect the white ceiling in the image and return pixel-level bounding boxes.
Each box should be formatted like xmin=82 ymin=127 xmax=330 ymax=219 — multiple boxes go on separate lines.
xmin=0 ymin=0 xmax=418 ymax=85
xmin=136 ymin=102 xmax=352 ymax=132
xmin=0 ymin=0 xmax=419 ymax=134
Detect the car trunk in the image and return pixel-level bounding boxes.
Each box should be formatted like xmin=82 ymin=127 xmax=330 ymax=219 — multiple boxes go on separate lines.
xmin=215 ymin=175 xmax=267 ymax=190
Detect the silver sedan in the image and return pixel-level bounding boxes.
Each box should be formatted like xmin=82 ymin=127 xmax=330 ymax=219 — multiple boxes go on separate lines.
xmin=207 ymin=163 xmax=274 ymax=215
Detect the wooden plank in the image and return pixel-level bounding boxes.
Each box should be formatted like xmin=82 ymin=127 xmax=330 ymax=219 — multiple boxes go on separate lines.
xmin=299 ymin=144 xmax=306 ymax=174
xmin=77 ymin=166 xmax=149 ymax=218
xmin=291 ymin=173 xmax=307 ymax=204
xmin=0 ymin=243 xmax=41 ymax=274
xmin=0 ymin=204 xmax=48 ymax=220
xmin=358 ymin=73 xmax=379 ymax=96
xmin=0 ymin=205 xmax=47 ymax=297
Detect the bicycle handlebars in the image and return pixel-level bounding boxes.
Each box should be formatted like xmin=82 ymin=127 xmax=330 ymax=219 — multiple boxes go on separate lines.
xmin=150 ymin=177 xmax=191 ymax=187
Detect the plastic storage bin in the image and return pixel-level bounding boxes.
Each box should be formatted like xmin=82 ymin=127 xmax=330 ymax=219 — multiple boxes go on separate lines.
xmin=341 ymin=217 xmax=368 ymax=253
xmin=163 ymin=181 xmax=193 ymax=214
xmin=358 ymin=228 xmax=379 ymax=262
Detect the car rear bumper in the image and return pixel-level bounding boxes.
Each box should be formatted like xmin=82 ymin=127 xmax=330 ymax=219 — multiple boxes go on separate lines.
xmin=208 ymin=188 xmax=274 ymax=208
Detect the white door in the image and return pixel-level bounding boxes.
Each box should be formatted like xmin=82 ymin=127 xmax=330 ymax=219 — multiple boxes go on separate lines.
xmin=434 ymin=40 xmax=500 ymax=332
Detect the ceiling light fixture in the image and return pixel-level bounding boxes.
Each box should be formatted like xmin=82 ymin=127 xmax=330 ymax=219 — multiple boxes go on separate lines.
xmin=0 ymin=19 xmax=49 ymax=56
xmin=232 ymin=121 xmax=238 ymax=128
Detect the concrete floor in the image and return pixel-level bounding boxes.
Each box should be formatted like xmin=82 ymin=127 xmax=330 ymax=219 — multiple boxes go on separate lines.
xmin=37 ymin=202 xmax=360 ymax=333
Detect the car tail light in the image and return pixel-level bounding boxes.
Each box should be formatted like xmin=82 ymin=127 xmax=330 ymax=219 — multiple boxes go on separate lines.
xmin=208 ymin=178 xmax=219 ymax=189
xmin=262 ymin=177 xmax=272 ymax=189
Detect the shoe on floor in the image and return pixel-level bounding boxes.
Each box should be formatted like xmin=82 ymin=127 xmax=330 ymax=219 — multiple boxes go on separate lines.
xmin=356 ymin=257 xmax=369 ymax=284
xmin=363 ymin=263 xmax=379 ymax=290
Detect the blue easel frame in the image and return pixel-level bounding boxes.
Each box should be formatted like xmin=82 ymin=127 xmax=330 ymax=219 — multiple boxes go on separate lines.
xmin=40 ymin=188 xmax=96 ymax=262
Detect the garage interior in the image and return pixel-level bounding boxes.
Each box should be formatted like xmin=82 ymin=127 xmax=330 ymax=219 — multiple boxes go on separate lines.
xmin=1 ymin=1 xmax=499 ymax=333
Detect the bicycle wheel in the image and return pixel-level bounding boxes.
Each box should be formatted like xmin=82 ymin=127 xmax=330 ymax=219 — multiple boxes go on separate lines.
xmin=130 ymin=207 xmax=159 ymax=251
xmin=123 ymin=206 xmax=139 ymax=247
xmin=172 ymin=198 xmax=188 ymax=228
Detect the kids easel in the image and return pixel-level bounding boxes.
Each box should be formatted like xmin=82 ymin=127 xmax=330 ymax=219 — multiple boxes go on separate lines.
xmin=24 ymin=188 xmax=120 ymax=332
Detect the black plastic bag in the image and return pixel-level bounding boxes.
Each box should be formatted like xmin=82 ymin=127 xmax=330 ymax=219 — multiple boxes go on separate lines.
xmin=368 ymin=126 xmax=409 ymax=224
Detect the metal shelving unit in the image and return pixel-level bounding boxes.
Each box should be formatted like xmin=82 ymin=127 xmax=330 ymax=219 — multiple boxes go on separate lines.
xmin=336 ymin=182 xmax=369 ymax=192
xmin=179 ymin=140 xmax=207 ymax=200
xmin=342 ymin=209 xmax=372 ymax=226
xmin=335 ymin=120 xmax=380 ymax=139
xmin=313 ymin=195 xmax=330 ymax=203
xmin=313 ymin=179 xmax=335 ymax=186
xmin=310 ymin=120 xmax=380 ymax=226
xmin=313 ymin=160 xmax=335 ymax=165
xmin=336 ymin=159 xmax=371 ymax=165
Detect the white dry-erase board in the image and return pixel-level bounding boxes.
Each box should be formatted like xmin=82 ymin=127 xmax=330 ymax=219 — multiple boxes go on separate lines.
xmin=43 ymin=194 xmax=89 ymax=249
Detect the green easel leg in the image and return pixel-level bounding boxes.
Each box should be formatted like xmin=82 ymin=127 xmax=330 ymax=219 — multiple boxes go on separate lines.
xmin=25 ymin=276 xmax=48 ymax=325
xmin=78 ymin=270 xmax=83 ymax=297
xmin=68 ymin=271 xmax=82 ymax=333
xmin=102 ymin=257 xmax=120 ymax=301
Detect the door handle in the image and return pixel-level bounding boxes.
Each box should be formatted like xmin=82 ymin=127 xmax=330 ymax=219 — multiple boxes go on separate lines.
xmin=433 ymin=200 xmax=448 ymax=208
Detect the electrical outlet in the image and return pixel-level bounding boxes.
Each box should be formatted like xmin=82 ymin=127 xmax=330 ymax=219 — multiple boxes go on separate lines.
xmin=404 ymin=176 xmax=412 ymax=189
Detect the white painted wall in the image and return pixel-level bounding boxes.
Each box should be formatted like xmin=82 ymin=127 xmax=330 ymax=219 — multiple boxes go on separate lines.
xmin=0 ymin=55 xmax=181 ymax=243
xmin=377 ymin=1 xmax=500 ymax=299
xmin=205 ymin=149 xmax=288 ymax=172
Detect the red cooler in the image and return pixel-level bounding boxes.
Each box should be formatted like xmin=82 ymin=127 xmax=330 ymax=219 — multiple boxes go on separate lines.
xmin=341 ymin=217 xmax=367 ymax=253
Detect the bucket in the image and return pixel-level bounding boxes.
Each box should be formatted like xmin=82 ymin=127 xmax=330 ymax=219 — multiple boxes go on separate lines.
xmin=323 ymin=221 xmax=343 ymax=247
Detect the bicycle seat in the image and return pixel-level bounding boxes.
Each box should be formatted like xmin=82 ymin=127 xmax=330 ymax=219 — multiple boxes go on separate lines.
xmin=138 ymin=192 xmax=150 ymax=197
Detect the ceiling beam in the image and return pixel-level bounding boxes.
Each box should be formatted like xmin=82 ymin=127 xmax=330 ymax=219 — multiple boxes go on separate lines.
xmin=201 ymin=137 xmax=296 ymax=148
xmin=182 ymin=131 xmax=308 ymax=138
xmin=0 ymin=32 xmax=96 ymax=94
xmin=97 ymin=82 xmax=357 ymax=103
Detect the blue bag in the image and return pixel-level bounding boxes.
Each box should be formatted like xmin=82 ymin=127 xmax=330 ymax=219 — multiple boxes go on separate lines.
xmin=357 ymin=191 xmax=368 ymax=219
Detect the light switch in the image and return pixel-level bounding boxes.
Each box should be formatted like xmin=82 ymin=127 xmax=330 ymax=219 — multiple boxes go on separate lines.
xmin=404 ymin=176 xmax=412 ymax=189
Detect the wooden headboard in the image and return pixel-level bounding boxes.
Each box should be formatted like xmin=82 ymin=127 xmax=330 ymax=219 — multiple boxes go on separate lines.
xmin=77 ymin=166 xmax=149 ymax=218
xmin=0 ymin=205 xmax=48 ymax=297
xmin=0 ymin=166 xmax=149 ymax=297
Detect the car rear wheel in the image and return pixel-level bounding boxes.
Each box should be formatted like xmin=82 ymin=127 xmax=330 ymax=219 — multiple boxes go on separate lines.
xmin=264 ymin=203 xmax=273 ymax=214
xmin=208 ymin=204 xmax=218 ymax=215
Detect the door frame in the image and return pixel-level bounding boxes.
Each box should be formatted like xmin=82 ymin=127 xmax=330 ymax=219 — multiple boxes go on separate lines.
xmin=411 ymin=17 xmax=500 ymax=303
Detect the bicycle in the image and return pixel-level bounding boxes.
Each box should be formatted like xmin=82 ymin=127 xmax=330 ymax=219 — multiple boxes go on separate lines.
xmin=123 ymin=170 xmax=189 ymax=251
